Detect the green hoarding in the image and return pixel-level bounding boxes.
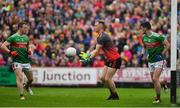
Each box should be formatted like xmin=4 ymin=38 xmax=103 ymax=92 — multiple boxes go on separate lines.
xmin=0 ymin=66 xmax=16 ymax=85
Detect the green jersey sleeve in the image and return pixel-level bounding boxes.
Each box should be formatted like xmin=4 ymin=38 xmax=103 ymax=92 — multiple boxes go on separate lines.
xmin=6 ymin=35 xmax=14 ymax=43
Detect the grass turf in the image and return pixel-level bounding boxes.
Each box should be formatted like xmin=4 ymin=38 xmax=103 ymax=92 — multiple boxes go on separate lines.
xmin=0 ymin=87 xmax=172 ymax=107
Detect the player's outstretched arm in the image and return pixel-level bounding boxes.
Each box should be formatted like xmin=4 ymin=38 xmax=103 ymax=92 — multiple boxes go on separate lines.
xmin=0 ymin=41 xmax=17 ymax=57
xmin=0 ymin=41 xmax=11 ymax=53
xmin=90 ymin=44 xmax=102 ymax=58
xmin=79 ymin=44 xmax=102 ymax=64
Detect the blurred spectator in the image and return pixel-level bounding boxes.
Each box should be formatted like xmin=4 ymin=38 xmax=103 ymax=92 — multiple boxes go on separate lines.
xmin=0 ymin=54 xmax=5 ymax=66
xmin=121 ymin=45 xmax=132 ymax=61
xmin=66 ymin=56 xmax=82 ymax=67
xmin=93 ymin=56 xmax=105 ymax=67
xmin=0 ymin=0 xmax=172 ymax=67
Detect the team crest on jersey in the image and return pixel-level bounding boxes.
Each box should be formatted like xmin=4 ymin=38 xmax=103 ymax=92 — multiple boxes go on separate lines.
xmin=16 ymin=39 xmax=20 ymax=41
xmin=148 ymin=39 xmax=151 ymax=42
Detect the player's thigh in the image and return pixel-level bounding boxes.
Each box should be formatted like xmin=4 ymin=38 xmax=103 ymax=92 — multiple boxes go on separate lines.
xmin=100 ymin=66 xmax=108 ymax=81
xmin=148 ymin=62 xmax=155 ymax=80
xmin=153 ymin=60 xmax=165 ymax=79
xmin=24 ymin=68 xmax=33 ymax=81
xmin=14 ymin=69 xmax=23 ymax=81
xmin=148 ymin=62 xmax=155 ymax=73
xmin=22 ymin=64 xmax=33 ymax=81
xmin=13 ymin=63 xmax=23 ymax=78
xmin=105 ymin=67 xmax=117 ymax=81
xmin=150 ymin=72 xmax=153 ymax=80
xmin=153 ymin=68 xmax=162 ymax=80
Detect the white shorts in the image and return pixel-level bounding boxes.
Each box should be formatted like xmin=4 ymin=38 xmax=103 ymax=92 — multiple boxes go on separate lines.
xmin=12 ymin=62 xmax=31 ymax=71
xmin=148 ymin=60 xmax=166 ymax=73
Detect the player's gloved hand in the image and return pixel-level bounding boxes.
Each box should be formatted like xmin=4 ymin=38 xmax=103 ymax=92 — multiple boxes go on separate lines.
xmin=9 ymin=51 xmax=17 ymax=57
xmin=79 ymin=52 xmax=92 ymax=64
xmin=79 ymin=52 xmax=91 ymax=60
xmin=80 ymin=58 xmax=93 ymax=64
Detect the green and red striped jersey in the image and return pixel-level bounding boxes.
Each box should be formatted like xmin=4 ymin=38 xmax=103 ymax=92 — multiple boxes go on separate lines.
xmin=7 ymin=33 xmax=30 ymax=63
xmin=142 ymin=32 xmax=165 ymax=63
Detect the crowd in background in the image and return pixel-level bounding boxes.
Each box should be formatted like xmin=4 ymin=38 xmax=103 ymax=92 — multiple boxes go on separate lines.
xmin=0 ymin=0 xmax=176 ymax=67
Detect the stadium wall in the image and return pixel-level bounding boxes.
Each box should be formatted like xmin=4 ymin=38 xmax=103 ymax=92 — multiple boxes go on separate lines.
xmin=32 ymin=67 xmax=170 ymax=86
xmin=0 ymin=67 xmax=170 ymax=87
xmin=0 ymin=67 xmax=170 ymax=86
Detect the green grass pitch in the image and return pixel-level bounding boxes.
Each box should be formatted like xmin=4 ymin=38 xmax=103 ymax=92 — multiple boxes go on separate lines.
xmin=0 ymin=87 xmax=171 ymax=107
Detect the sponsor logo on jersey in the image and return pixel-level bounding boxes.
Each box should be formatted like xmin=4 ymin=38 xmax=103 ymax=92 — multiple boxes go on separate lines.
xmin=12 ymin=42 xmax=27 ymax=48
xmin=144 ymin=42 xmax=160 ymax=48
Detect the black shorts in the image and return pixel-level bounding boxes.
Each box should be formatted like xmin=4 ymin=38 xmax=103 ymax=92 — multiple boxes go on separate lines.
xmin=105 ymin=57 xmax=122 ymax=69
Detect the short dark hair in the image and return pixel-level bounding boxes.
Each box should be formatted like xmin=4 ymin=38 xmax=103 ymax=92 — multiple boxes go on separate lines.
xmin=96 ymin=19 xmax=106 ymax=30
xmin=141 ymin=21 xmax=151 ymax=30
xmin=18 ymin=22 xmax=26 ymax=28
xmin=98 ymin=20 xmax=105 ymax=26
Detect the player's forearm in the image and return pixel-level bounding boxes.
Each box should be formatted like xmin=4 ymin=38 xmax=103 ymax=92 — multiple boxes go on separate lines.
xmin=90 ymin=50 xmax=98 ymax=58
xmin=162 ymin=44 xmax=170 ymax=56
xmin=162 ymin=47 xmax=169 ymax=56
xmin=0 ymin=44 xmax=10 ymax=53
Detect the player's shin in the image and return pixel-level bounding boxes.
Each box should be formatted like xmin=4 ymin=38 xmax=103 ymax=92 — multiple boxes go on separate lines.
xmin=154 ymin=80 xmax=161 ymax=100
xmin=107 ymin=79 xmax=119 ymax=100
xmin=24 ymin=69 xmax=33 ymax=87
xmin=108 ymin=79 xmax=117 ymax=94
xmin=16 ymin=74 xmax=24 ymax=99
xmin=26 ymin=76 xmax=33 ymax=87
xmin=24 ymin=70 xmax=34 ymax=95
xmin=152 ymin=68 xmax=162 ymax=102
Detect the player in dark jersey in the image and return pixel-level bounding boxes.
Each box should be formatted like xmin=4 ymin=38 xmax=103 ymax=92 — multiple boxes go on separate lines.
xmin=0 ymin=22 xmax=34 ymax=100
xmin=80 ymin=20 xmax=121 ymax=100
xmin=141 ymin=21 xmax=170 ymax=103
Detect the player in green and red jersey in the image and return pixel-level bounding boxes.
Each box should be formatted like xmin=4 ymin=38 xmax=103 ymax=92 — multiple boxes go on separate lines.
xmin=141 ymin=21 xmax=170 ymax=103
xmin=0 ymin=22 xmax=34 ymax=100
xmin=80 ymin=20 xmax=121 ymax=100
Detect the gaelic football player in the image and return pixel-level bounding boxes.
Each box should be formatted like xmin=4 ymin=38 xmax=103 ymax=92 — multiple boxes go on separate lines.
xmin=1 ymin=22 xmax=34 ymax=100
xmin=141 ymin=21 xmax=170 ymax=103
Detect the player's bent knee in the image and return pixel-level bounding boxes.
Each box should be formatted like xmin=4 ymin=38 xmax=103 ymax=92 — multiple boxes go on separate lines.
xmin=29 ymin=78 xmax=33 ymax=82
xmin=104 ymin=79 xmax=108 ymax=83
xmin=100 ymin=77 xmax=105 ymax=82
xmin=104 ymin=78 xmax=111 ymax=83
xmin=152 ymin=78 xmax=156 ymax=83
xmin=16 ymin=76 xmax=23 ymax=83
xmin=28 ymin=75 xmax=33 ymax=82
xmin=152 ymin=77 xmax=158 ymax=83
xmin=15 ymin=74 xmax=22 ymax=81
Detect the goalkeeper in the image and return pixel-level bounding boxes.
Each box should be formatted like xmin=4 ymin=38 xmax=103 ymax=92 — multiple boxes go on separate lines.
xmin=80 ymin=20 xmax=121 ymax=100
xmin=0 ymin=22 xmax=34 ymax=100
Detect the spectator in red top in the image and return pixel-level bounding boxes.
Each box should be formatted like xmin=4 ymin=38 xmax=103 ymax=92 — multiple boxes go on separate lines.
xmin=121 ymin=45 xmax=132 ymax=62
xmin=93 ymin=56 xmax=104 ymax=67
xmin=67 ymin=56 xmax=82 ymax=67
xmin=0 ymin=54 xmax=5 ymax=66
